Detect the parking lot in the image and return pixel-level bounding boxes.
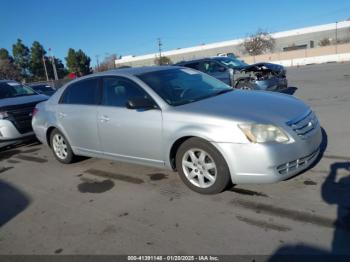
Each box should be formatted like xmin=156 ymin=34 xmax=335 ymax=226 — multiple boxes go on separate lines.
xmin=0 ymin=63 xmax=350 ymax=255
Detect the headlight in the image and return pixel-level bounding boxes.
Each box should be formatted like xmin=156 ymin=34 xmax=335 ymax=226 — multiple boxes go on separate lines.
xmin=238 ymin=123 xmax=289 ymax=143
xmin=0 ymin=111 xmax=8 ymax=119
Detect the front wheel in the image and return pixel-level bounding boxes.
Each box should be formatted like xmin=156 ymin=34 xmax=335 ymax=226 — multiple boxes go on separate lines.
xmin=50 ymin=129 xmax=75 ymax=164
xmin=176 ymin=138 xmax=231 ymax=194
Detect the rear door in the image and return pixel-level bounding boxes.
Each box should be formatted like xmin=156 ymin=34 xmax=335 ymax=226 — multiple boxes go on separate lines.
xmin=97 ymin=76 xmax=163 ymax=165
xmin=56 ymin=77 xmax=101 ymax=153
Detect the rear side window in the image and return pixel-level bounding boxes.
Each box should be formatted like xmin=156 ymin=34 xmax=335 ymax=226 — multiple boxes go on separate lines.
xmin=60 ymin=78 xmax=99 ymax=105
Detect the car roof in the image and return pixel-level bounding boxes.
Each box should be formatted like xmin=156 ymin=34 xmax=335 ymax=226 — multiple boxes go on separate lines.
xmin=176 ymin=57 xmax=226 ymax=65
xmin=69 ymin=66 xmax=184 ymax=83
xmin=99 ymin=65 xmax=181 ymax=76
xmin=0 ymin=80 xmax=19 ymax=84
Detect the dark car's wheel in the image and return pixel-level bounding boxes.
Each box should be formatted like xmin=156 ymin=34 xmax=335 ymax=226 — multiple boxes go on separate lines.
xmin=50 ymin=129 xmax=75 ymax=164
xmin=176 ymin=138 xmax=231 ymax=194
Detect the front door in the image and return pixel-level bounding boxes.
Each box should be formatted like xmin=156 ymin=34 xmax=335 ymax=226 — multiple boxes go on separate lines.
xmin=97 ymin=76 xmax=163 ymax=165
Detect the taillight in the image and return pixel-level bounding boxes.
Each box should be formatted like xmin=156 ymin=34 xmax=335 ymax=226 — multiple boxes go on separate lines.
xmin=32 ymin=108 xmax=39 ymax=117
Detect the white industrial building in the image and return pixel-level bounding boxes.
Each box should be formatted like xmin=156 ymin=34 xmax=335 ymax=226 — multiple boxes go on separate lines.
xmin=115 ymin=20 xmax=350 ymax=67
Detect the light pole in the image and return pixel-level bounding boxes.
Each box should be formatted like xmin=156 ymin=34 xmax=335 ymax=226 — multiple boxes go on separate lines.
xmin=42 ymin=55 xmax=49 ymax=81
xmin=48 ymin=48 xmax=58 ymax=80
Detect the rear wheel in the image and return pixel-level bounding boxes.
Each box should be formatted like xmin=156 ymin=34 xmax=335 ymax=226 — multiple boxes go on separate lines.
xmin=176 ymin=138 xmax=231 ymax=194
xmin=50 ymin=129 xmax=75 ymax=164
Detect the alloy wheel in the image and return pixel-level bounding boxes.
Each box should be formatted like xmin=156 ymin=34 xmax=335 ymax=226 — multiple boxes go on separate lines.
xmin=52 ymin=133 xmax=68 ymax=160
xmin=182 ymin=148 xmax=217 ymax=188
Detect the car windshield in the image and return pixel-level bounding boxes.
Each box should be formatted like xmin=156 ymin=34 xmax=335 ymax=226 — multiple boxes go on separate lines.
xmin=0 ymin=82 xmax=36 ymax=99
xmin=31 ymin=85 xmax=54 ymax=92
xmin=216 ymin=57 xmax=248 ymax=69
xmin=137 ymin=68 xmax=233 ymax=106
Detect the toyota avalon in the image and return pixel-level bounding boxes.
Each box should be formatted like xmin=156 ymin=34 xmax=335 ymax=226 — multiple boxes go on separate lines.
xmin=32 ymin=66 xmax=322 ymax=194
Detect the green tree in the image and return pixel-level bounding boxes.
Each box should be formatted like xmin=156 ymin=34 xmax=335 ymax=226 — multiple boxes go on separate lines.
xmin=12 ymin=39 xmax=30 ymax=78
xmin=76 ymin=49 xmax=91 ymax=76
xmin=65 ymin=48 xmax=91 ymax=76
xmin=65 ymin=48 xmax=78 ymax=73
xmin=0 ymin=48 xmax=13 ymax=62
xmin=30 ymin=41 xmax=47 ymax=80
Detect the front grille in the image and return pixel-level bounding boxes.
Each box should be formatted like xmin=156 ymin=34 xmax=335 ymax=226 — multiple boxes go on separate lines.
xmin=7 ymin=103 xmax=37 ymax=134
xmin=286 ymin=111 xmax=319 ymax=139
xmin=277 ymin=148 xmax=319 ymax=175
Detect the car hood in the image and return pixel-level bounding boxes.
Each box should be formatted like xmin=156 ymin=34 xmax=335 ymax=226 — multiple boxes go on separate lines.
xmin=236 ymin=62 xmax=284 ymax=73
xmin=173 ymin=90 xmax=310 ymax=125
xmin=0 ymin=94 xmax=48 ymax=109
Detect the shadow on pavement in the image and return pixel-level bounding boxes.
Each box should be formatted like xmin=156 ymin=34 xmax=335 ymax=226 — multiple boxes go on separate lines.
xmin=0 ymin=180 xmax=31 ymax=227
xmin=268 ymin=161 xmax=350 ymax=259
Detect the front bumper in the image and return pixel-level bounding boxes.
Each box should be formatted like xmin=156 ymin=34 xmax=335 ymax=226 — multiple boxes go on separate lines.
xmin=0 ymin=119 xmax=34 ymax=147
xmin=255 ymin=77 xmax=288 ymax=92
xmin=213 ymin=126 xmax=322 ymax=184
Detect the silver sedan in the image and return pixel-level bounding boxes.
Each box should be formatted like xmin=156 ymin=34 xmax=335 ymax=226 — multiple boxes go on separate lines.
xmin=32 ymin=66 xmax=322 ymax=194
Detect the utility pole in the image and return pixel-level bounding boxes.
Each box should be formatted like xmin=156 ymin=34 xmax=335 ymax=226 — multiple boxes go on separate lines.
xmin=157 ymin=38 xmax=162 ymax=65
xmin=51 ymin=56 xmax=58 ymax=80
xmin=335 ymin=21 xmax=338 ymax=54
xmin=95 ymin=55 xmax=100 ymax=71
xmin=48 ymin=48 xmax=58 ymax=80
xmin=42 ymin=55 xmax=49 ymax=81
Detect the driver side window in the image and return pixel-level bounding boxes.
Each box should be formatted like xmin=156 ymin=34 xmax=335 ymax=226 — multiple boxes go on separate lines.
xmin=102 ymin=77 xmax=150 ymax=107
xmin=201 ymin=61 xmax=225 ymax=73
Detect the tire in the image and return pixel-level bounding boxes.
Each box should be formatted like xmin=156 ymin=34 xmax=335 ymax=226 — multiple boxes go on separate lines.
xmin=176 ymin=137 xmax=231 ymax=194
xmin=50 ymin=129 xmax=75 ymax=164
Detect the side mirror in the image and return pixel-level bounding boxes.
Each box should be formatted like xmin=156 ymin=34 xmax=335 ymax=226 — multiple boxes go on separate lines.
xmin=127 ymin=97 xmax=156 ymax=110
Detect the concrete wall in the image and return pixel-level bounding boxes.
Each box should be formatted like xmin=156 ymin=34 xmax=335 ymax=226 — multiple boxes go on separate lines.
xmin=242 ymin=43 xmax=350 ymax=66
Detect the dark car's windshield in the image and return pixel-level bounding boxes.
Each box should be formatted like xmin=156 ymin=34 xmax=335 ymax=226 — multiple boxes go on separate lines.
xmin=215 ymin=57 xmax=248 ymax=69
xmin=31 ymin=85 xmax=54 ymax=92
xmin=137 ymin=68 xmax=233 ymax=106
xmin=0 ymin=82 xmax=36 ymax=99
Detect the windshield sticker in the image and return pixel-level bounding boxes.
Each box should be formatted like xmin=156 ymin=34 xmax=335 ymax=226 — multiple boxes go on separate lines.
xmin=180 ymin=68 xmax=199 ymax=75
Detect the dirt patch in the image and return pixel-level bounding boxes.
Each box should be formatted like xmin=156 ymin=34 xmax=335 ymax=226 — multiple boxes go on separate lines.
xmin=236 ymin=215 xmax=291 ymax=232
xmin=231 ymin=198 xmax=335 ymax=229
xmin=21 ymin=148 xmax=41 ymax=154
xmin=15 ymin=154 xmax=47 ymax=163
xmin=0 ymin=167 xmax=14 ymax=174
xmin=84 ymin=169 xmax=144 ymax=184
xmin=78 ymin=179 xmax=115 ymax=193
xmin=7 ymin=159 xmax=20 ymax=164
xmin=148 ymin=173 xmax=168 ymax=181
xmin=304 ymin=180 xmax=317 ymax=185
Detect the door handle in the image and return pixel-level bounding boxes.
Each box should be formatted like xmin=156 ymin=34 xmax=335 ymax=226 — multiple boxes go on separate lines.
xmin=58 ymin=112 xmax=67 ymax=118
xmin=99 ymin=115 xmax=110 ymax=122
